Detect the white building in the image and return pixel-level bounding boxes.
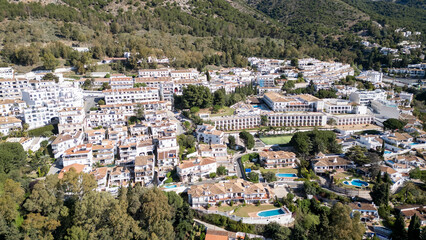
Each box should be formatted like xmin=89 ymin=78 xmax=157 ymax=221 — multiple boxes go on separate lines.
xmin=196 ymin=124 xmax=225 ymax=144
xmin=323 ymin=99 xmax=367 ymax=114
xmin=0 ymin=78 xmax=29 ymax=99
xmin=51 ymin=131 xmax=85 ymax=159
xmin=198 ymin=144 xmax=227 ymax=161
xmin=0 ymin=67 xmax=14 ymax=79
xmin=0 ymin=99 xmax=26 ymax=117
xmin=62 ymin=144 xmax=93 ymax=167
xmin=263 ymin=92 xmax=324 ymax=112
xmin=356 ymin=71 xmax=383 ymax=84
xmin=170 ymin=69 xmax=199 ymax=79
xmin=267 ymin=112 xmax=327 ymax=127
xmin=209 ymin=113 xmax=261 ymax=131
xmin=138 ymin=69 xmax=170 ymax=78
xmin=103 ymin=87 xmax=160 ymax=105
xmin=58 ymin=107 xmax=85 ymax=133
xmin=24 ymin=106 xmax=57 ymax=129
xmin=329 ymin=114 xmax=374 ymax=126
xmin=259 ymin=151 xmax=298 ymax=169
xmin=0 ymin=116 xmax=22 ymax=136
xmin=349 ymin=89 xmax=387 ymax=105
xmin=177 ymin=157 xmax=217 ymax=182
xmin=134 ymin=155 xmax=155 ymax=186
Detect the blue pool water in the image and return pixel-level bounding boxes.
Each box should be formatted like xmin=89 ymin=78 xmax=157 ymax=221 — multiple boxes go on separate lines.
xmin=164 ymin=185 xmax=177 ymax=189
xmin=276 ymin=173 xmax=297 ymax=178
xmin=387 ymin=160 xmax=395 ymax=164
xmin=384 ymin=150 xmax=392 ymax=154
xmin=257 ymin=208 xmax=286 ymax=217
xmin=343 ymin=179 xmax=369 ymax=187
xmin=410 ymin=142 xmax=419 ymax=145
xmin=253 ymin=105 xmax=269 ymax=110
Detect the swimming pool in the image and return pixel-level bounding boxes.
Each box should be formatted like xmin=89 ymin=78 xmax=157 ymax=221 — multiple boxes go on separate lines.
xmin=387 ymin=160 xmax=395 ymax=164
xmin=276 ymin=173 xmax=297 ymax=178
xmin=410 ymin=142 xmax=419 ymax=145
xmin=343 ymin=179 xmax=369 ymax=187
xmin=253 ymin=105 xmax=269 ymax=110
xmin=257 ymin=208 xmax=286 ymax=217
xmin=164 ymin=185 xmax=177 ymax=189
xmin=384 ymin=150 xmax=392 ymax=154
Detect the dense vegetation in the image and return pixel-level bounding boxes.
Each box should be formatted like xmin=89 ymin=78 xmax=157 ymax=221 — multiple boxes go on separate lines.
xmin=290 ymin=130 xmax=341 ymax=158
xmin=0 ymin=0 xmax=424 ymax=72
xmin=0 ymin=167 xmax=202 ymax=240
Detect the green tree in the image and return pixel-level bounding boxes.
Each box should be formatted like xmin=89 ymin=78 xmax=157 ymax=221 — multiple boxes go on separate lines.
xmin=263 ymin=222 xmax=291 ymax=240
xmin=0 ymin=142 xmax=27 ymax=174
xmin=216 ymin=166 xmax=228 ymax=176
xmin=98 ymin=99 xmax=105 ymax=106
xmin=281 ymin=80 xmax=295 ymax=92
xmin=213 ymin=89 xmax=226 ymax=107
xmin=392 ymin=212 xmax=408 ymax=240
xmin=383 ymin=118 xmax=406 ymax=130
xmin=228 ymin=135 xmax=236 ymax=149
xmin=42 ymin=52 xmax=59 ymax=70
xmin=370 ymin=181 xmax=390 ymax=207
xmin=181 ymin=85 xmax=213 ymax=109
xmin=261 ymin=115 xmax=268 ymax=126
xmin=262 ymin=171 xmax=277 ymax=182
xmin=345 ymin=145 xmax=369 ymax=165
xmin=239 ymin=131 xmax=254 ymax=150
xmin=408 ymin=214 xmax=421 ymax=240
xmin=134 ymin=104 xmax=145 ymax=119
xmin=247 ymin=172 xmax=259 ymax=183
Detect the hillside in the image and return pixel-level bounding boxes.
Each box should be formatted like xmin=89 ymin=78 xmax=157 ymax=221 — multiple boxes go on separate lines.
xmin=246 ymin=0 xmax=369 ymax=31
xmin=0 ymin=0 xmax=424 ymax=72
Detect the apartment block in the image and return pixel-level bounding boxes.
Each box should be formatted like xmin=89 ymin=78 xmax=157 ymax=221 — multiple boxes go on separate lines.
xmin=134 ymin=155 xmax=155 ymax=186
xmin=58 ymin=107 xmax=85 ymax=133
xmin=103 ymin=87 xmax=160 ymax=105
xmin=349 ymin=89 xmax=387 ymax=105
xmin=51 ymin=131 xmax=85 ymax=159
xmin=177 ymin=157 xmax=217 ymax=182
xmin=198 ymin=144 xmax=227 ymax=161
xmin=92 ymin=143 xmax=115 ymax=165
xmin=0 ymin=116 xmax=22 ymax=136
xmin=329 ymin=114 xmax=374 ymax=126
xmin=0 ymin=78 xmax=28 ymax=99
xmin=209 ymin=113 xmax=260 ymax=131
xmin=0 ymin=99 xmax=26 ymax=117
xmin=188 ymin=179 xmax=274 ymax=207
xmin=323 ymin=99 xmax=367 ymax=114
xmin=62 ymin=144 xmax=93 ymax=167
xmin=196 ymin=124 xmax=225 ymax=144
xmin=138 ymin=69 xmax=170 ymax=78
xmin=86 ymin=110 xmax=126 ymax=128
xmin=170 ymin=69 xmax=199 ymax=79
xmin=85 ymin=129 xmax=106 ymax=144
xmin=267 ymin=112 xmax=327 ymax=127
xmin=0 ymin=67 xmax=14 ymax=79
xmin=263 ymin=92 xmax=324 ymax=112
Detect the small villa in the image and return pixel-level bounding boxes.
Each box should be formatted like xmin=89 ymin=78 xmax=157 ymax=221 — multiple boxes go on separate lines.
xmin=311 ymin=152 xmax=355 ymax=174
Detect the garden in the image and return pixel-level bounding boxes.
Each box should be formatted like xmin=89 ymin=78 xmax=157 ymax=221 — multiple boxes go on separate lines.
xmin=259 ymin=134 xmax=293 ymax=145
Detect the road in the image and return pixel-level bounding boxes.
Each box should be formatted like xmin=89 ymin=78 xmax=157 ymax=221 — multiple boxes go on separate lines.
xmin=167 ymin=111 xmax=185 ymax=135
xmin=194 ymin=219 xmax=227 ymax=232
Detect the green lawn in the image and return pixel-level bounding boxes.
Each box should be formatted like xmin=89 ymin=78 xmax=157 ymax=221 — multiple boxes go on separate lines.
xmin=233 ymin=204 xmax=277 ymax=217
xmin=210 ymin=106 xmax=235 ymax=117
xmin=218 ymin=205 xmax=237 ymax=212
xmin=260 ymin=135 xmax=293 ymax=145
